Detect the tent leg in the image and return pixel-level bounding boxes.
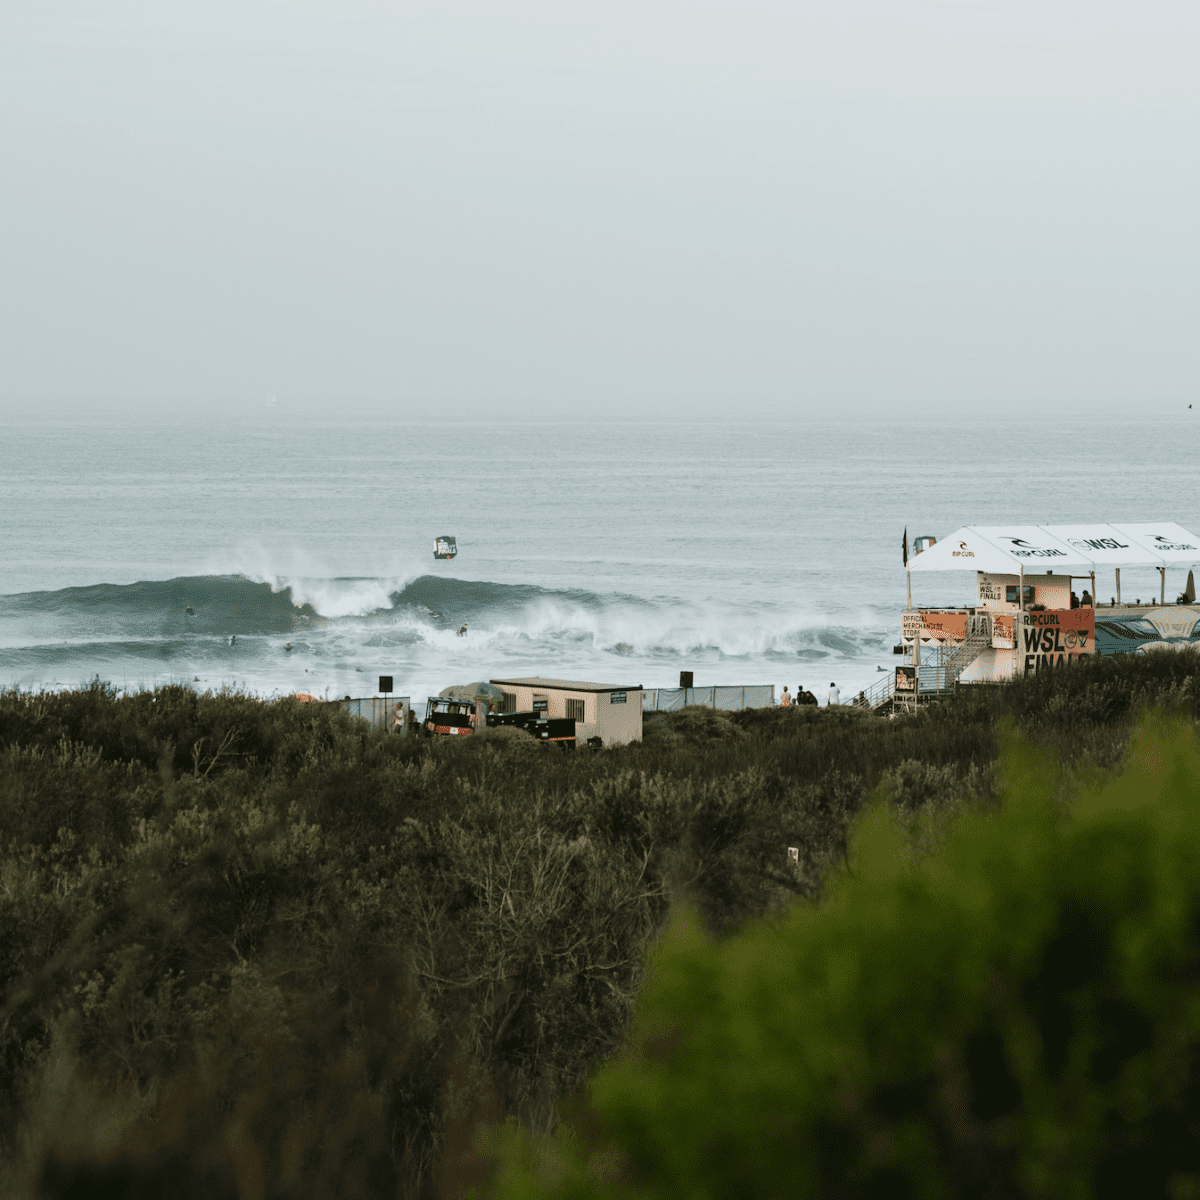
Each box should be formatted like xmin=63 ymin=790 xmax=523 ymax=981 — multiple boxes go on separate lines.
xmin=1090 ymin=572 xmax=1095 ymax=608
xmin=1161 ymin=567 xmax=1166 ymax=605
xmin=1116 ymin=567 xmax=1121 ymax=606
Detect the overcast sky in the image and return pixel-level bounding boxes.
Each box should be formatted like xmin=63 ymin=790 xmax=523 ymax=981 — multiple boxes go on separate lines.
xmin=1 ymin=0 xmax=1197 ymax=419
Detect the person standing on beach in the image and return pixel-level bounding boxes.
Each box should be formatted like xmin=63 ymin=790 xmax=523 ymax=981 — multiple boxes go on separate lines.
xmin=827 ymin=682 xmax=841 ymax=706
xmin=780 ymin=687 xmax=791 ymax=707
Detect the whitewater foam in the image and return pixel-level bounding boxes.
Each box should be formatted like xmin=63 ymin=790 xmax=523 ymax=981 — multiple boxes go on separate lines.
xmin=259 ymin=574 xmax=407 ymax=619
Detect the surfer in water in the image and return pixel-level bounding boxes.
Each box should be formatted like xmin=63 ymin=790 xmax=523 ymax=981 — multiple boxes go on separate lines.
xmin=456 ymin=624 xmax=468 ymax=637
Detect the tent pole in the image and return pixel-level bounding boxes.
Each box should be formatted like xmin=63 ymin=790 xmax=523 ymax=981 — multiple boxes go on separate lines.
xmin=1161 ymin=567 xmax=1166 ymax=605
xmin=906 ymin=569 xmax=912 ymax=611
xmin=1089 ymin=572 xmax=1095 ymax=608
xmin=1116 ymin=567 xmax=1121 ymax=606
xmin=1020 ymin=563 xmax=1025 ymax=611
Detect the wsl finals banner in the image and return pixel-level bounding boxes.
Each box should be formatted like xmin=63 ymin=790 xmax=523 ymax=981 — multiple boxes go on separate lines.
xmin=1021 ymin=609 xmax=1094 ymax=673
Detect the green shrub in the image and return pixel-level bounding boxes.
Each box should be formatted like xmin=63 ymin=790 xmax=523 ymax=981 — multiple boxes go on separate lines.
xmin=643 ymin=707 xmax=746 ymax=747
xmin=493 ymin=716 xmax=1200 ymax=1200
xmin=3 ymin=662 xmax=1192 ymax=1198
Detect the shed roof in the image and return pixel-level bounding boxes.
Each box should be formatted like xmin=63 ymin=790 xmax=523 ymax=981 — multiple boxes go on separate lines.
xmin=490 ymin=677 xmax=643 ymax=693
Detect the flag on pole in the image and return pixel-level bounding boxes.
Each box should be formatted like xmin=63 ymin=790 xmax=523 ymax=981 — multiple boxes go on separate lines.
xmin=902 ymin=527 xmax=908 ymax=568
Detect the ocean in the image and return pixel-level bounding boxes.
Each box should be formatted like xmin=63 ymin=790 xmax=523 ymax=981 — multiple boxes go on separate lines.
xmin=2 ymin=415 xmax=1197 ymax=706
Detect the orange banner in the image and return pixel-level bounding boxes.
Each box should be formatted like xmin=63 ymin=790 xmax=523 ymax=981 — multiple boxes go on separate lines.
xmin=902 ymin=611 xmax=969 ymax=643
xmin=1021 ymin=609 xmax=1095 ymax=673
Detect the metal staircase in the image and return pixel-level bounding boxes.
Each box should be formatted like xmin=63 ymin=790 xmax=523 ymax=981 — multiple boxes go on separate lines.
xmin=859 ymin=670 xmax=899 ymax=712
xmin=941 ymin=614 xmax=993 ymax=685
xmin=859 ymin=614 xmax=993 ymax=714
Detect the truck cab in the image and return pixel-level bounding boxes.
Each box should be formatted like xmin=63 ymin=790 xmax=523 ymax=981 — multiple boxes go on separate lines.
xmin=422 ymin=697 xmax=475 ymax=737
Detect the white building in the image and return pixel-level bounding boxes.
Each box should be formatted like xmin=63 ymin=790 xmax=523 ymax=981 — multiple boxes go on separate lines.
xmin=489 ymin=677 xmax=643 ymax=746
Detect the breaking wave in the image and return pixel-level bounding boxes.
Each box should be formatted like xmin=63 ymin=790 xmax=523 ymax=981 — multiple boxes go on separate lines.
xmin=0 ymin=574 xmax=894 ymax=695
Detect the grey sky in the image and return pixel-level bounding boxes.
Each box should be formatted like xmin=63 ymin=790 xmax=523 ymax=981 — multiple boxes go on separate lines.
xmin=1 ymin=0 xmax=1197 ymax=418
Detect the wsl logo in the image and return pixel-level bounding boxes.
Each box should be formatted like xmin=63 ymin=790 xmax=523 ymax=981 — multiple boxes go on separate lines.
xmin=1006 ymin=538 xmax=1066 ymax=559
xmin=1068 ymin=536 xmax=1129 ymax=552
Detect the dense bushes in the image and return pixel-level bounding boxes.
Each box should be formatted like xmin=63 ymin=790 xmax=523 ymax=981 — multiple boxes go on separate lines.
xmin=496 ymin=716 xmax=1200 ymax=1199
xmin=1 ymin=651 xmax=1199 ymax=1197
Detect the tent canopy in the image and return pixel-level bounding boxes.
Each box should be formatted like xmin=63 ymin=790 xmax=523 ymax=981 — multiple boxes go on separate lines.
xmin=907 ymin=523 xmax=1200 ymax=572
xmin=904 ymin=529 xmax=1033 ymax=574
xmin=1039 ymin=524 xmax=1163 ymax=565
xmin=1113 ymin=523 xmax=1200 ymax=564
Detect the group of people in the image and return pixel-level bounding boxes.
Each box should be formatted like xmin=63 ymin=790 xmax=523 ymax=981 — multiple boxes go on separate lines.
xmin=781 ymin=682 xmax=861 ymax=708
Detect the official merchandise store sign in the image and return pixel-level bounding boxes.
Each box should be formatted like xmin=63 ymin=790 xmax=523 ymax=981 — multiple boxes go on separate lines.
xmin=902 ymin=611 xmax=969 ymax=644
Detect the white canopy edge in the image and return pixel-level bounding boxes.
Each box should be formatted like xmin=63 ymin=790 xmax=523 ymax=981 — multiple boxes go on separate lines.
xmin=1039 ymin=524 xmax=1163 ymax=566
xmin=1112 ymin=523 xmax=1200 ymax=565
xmin=908 ymin=522 xmax=1200 ymax=572
xmin=906 ymin=528 xmax=1031 ymax=573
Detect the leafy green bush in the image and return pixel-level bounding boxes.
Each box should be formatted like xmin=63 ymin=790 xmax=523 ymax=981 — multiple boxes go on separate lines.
xmin=643 ymin=706 xmax=746 ymax=747
xmin=493 ymin=715 xmax=1200 ymax=1200
xmin=5 ymin=659 xmax=1193 ymax=1198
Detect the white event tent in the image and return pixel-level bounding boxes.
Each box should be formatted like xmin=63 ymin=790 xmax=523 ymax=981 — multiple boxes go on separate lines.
xmin=906 ymin=522 xmax=1200 ymax=607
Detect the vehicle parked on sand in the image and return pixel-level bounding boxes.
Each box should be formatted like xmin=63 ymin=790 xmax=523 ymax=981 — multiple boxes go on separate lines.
xmin=422 ymin=696 xmax=476 ymax=737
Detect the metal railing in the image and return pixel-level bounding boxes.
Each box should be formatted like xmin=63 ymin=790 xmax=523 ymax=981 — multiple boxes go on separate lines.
xmin=855 ymin=614 xmax=997 ymax=714
xmin=942 ymin=615 xmax=993 ymax=685
xmin=859 ymin=671 xmax=898 ymax=710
